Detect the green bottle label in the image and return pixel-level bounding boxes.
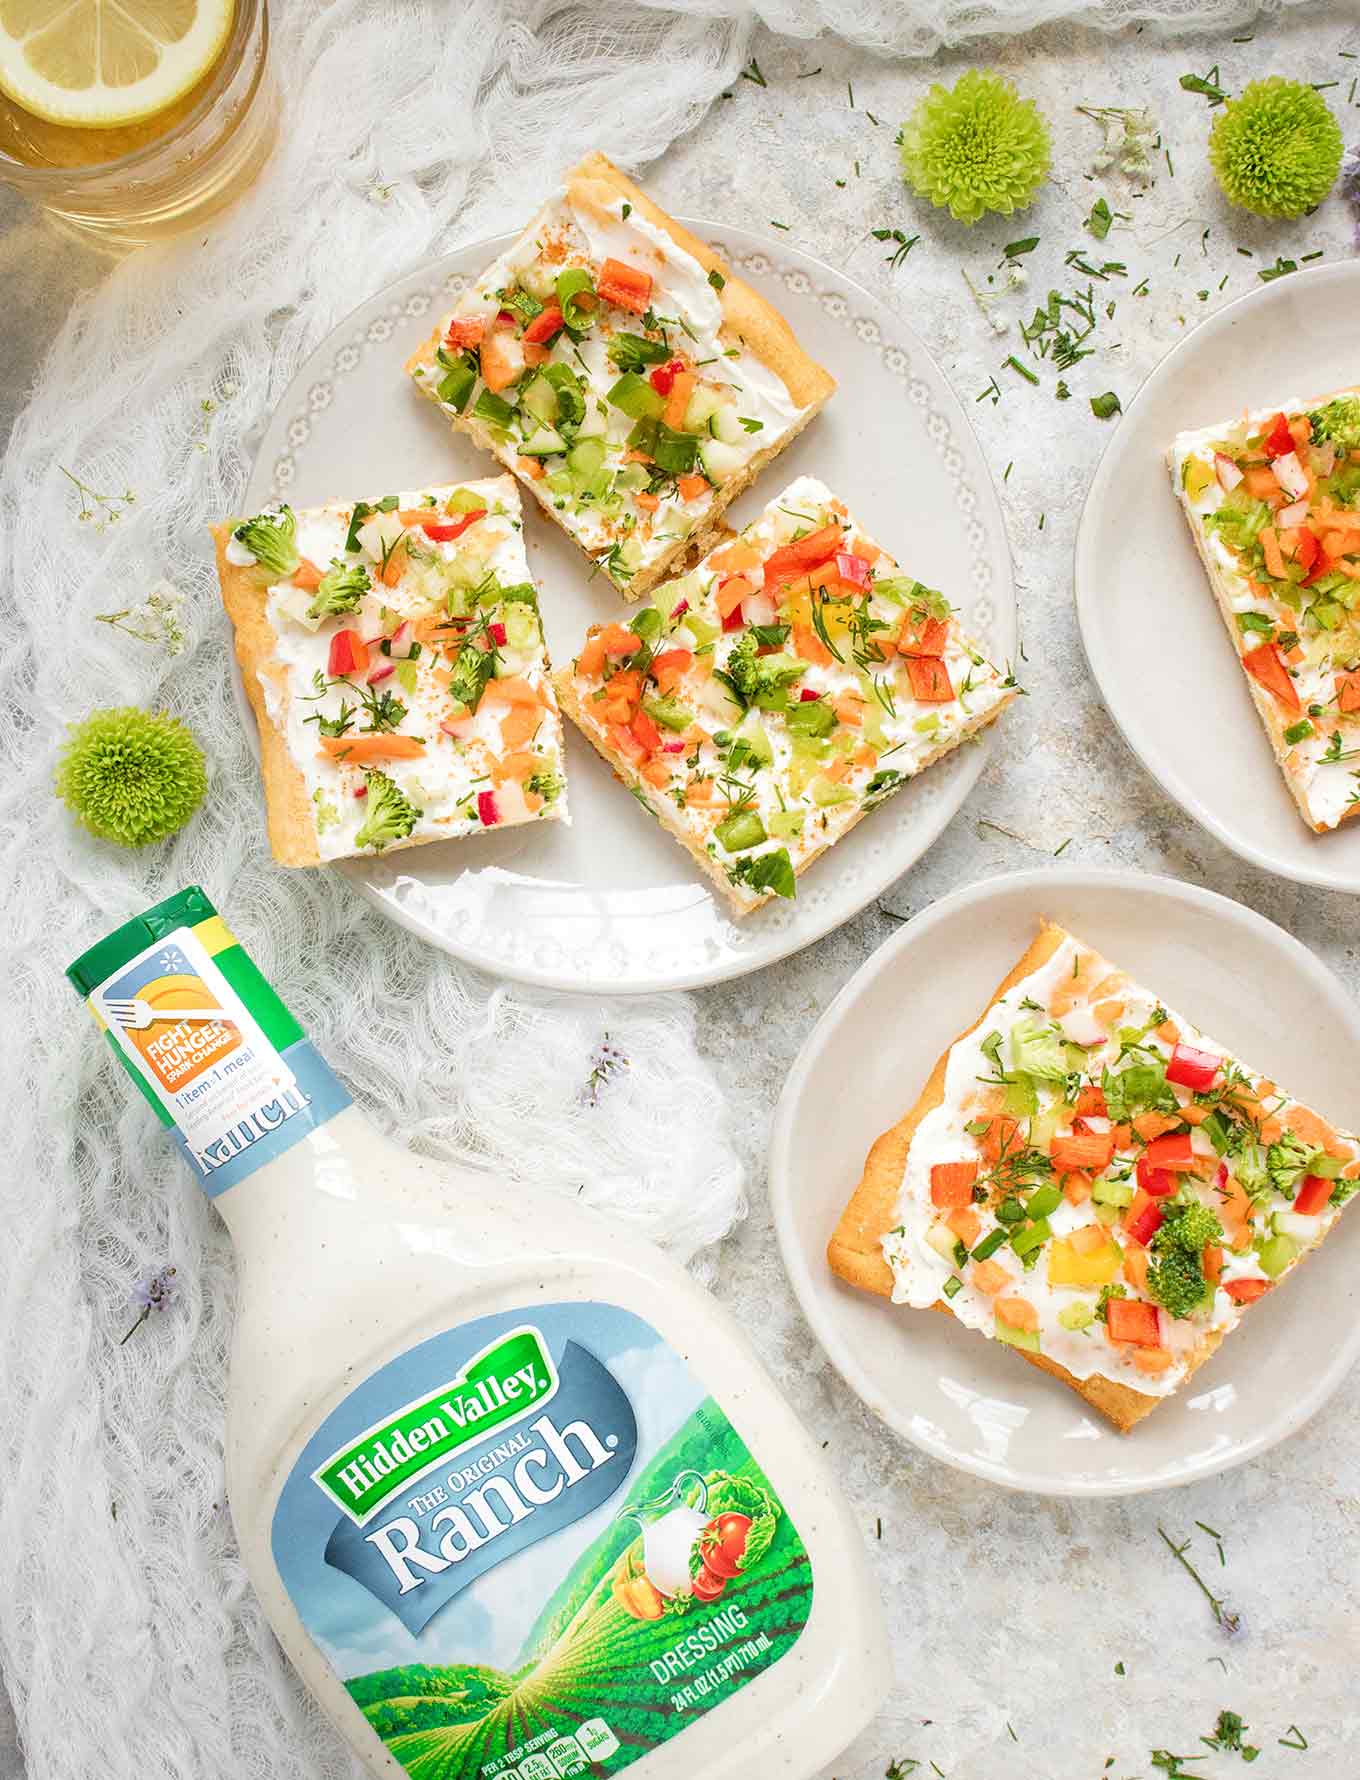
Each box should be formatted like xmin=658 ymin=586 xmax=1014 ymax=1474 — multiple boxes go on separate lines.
xmin=272 ymin=1304 xmax=814 ymax=1778
xmin=67 ymin=887 xmax=350 ymax=1197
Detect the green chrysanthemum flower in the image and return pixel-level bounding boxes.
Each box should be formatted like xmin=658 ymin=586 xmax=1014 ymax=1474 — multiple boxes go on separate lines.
xmin=56 ymin=706 xmax=207 ymax=848
xmin=1209 ymin=78 xmax=1343 ymax=218
xmin=898 ymin=69 xmax=1051 ymax=225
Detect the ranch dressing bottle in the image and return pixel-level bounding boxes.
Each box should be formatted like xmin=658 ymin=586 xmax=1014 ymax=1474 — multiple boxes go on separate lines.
xmin=68 ymin=887 xmax=890 ymax=1780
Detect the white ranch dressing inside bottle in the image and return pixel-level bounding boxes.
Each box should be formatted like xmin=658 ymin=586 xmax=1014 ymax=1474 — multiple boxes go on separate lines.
xmin=69 ymin=887 xmax=890 ymax=1780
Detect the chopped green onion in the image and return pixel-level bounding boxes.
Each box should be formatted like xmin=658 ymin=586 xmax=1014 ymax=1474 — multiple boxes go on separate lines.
xmin=1090 ymin=391 xmax=1122 ymax=419
xmin=1283 ymin=719 xmax=1314 ymax=745
xmin=1009 ymin=1217 xmax=1052 ymax=1259
xmin=942 ymin=1274 xmax=964 ymax=1300
xmin=1024 ymin=1183 xmax=1062 ymax=1221
xmin=971 ymin=1227 xmax=1009 ymax=1262
xmin=556 ymin=267 xmax=597 ymax=332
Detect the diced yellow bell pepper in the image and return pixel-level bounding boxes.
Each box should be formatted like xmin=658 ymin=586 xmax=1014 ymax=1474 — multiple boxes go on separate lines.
xmin=1181 ymin=455 xmax=1216 ymax=501
xmin=1048 ymin=1234 xmax=1123 ymax=1288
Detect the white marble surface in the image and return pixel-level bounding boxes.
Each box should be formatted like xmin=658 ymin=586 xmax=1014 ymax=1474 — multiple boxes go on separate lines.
xmin=4 ymin=6 xmax=1360 ymax=1777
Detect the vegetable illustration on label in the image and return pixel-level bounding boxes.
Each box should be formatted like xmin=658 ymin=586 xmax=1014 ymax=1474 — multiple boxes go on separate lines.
xmin=272 ymin=1303 xmax=814 ymax=1779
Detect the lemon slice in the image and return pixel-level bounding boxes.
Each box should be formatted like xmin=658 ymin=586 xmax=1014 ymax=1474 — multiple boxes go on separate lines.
xmin=0 ymin=0 xmax=235 ymax=128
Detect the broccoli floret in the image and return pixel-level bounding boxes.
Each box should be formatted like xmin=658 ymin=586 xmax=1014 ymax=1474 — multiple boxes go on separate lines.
xmin=720 ymin=634 xmax=805 ymax=708
xmin=233 ymin=505 xmax=299 ymax=578
xmin=306 ymin=558 xmax=371 ymax=620
xmin=1146 ymin=1194 xmax=1225 ymax=1319
xmin=1266 ymin=1131 xmax=1312 ymax=1199
xmin=1307 ymin=395 xmax=1360 ymax=453
xmin=354 ymin=770 xmax=421 ymax=852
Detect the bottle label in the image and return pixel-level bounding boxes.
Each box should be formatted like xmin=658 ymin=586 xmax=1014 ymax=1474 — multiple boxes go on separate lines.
xmin=272 ymin=1303 xmax=814 ymax=1778
xmin=85 ymin=915 xmax=350 ymax=1197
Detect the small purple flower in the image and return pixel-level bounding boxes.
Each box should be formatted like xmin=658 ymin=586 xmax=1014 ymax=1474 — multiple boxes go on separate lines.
xmin=120 ymin=1265 xmax=178 ymax=1344
xmin=581 ymin=1035 xmax=628 ymax=1106
xmin=1342 ymin=145 xmax=1360 ymax=249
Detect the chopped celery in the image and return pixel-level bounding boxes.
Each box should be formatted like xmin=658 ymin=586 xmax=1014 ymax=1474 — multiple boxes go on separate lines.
xmin=1091 ymin=1177 xmax=1135 ymax=1208
xmin=994 ymin=1316 xmax=1041 ymax=1354
xmin=715 ymin=810 xmax=767 ymax=853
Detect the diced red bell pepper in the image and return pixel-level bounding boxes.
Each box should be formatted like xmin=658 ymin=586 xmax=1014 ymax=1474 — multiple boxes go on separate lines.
xmin=900 ymin=614 xmax=949 ymax=658
xmin=423 ymin=509 xmax=487 ymax=543
xmin=630 ymin=709 xmax=663 ymax=754
xmin=930 ymin=1160 xmax=979 ymax=1209
xmin=799 ymin=688 xmax=821 ymax=702
xmin=1336 ymin=670 xmax=1360 ymax=715
xmin=477 ymin=790 xmax=499 ymax=826
xmin=648 ymin=357 xmax=686 ymax=396
xmin=1225 ymin=1277 xmax=1271 ymax=1304
xmin=1294 ymin=1173 xmax=1334 ymax=1217
xmin=905 ymin=655 xmax=954 ymax=703
xmin=328 ymin=629 xmax=369 ymax=677
xmin=1144 ymin=1131 xmax=1195 ymax=1171
xmin=1166 ymin=1041 xmax=1222 ymax=1092
xmin=1125 ymin=1189 xmax=1165 ymax=1246
xmin=444 ymin=316 xmax=486 ymax=350
xmin=608 ymin=722 xmax=649 ymax=767
xmin=762 ymin=524 xmax=845 ymax=589
xmin=596 ymin=257 xmax=653 ymax=314
xmin=522 ymin=304 xmax=564 ymax=345
xmin=1293 ymin=527 xmax=1320 ymax=574
xmin=722 ymin=604 xmax=745 ymax=632
xmin=1136 ymin=1154 xmax=1177 ymax=1198
xmin=1051 ymin=1130 xmax=1116 ymax=1173
xmin=488 ymin=622 xmax=508 ymax=647
xmin=1302 ymin=549 xmax=1336 ymax=588
xmin=1242 ymin=642 xmax=1301 ymax=714
xmin=1106 ymin=1297 xmax=1162 ymax=1347
xmin=1264 ymin=411 xmax=1295 ymax=459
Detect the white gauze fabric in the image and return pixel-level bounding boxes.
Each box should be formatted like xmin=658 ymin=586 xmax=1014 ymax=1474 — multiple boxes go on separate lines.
xmin=0 ymin=0 xmax=1301 ymax=1777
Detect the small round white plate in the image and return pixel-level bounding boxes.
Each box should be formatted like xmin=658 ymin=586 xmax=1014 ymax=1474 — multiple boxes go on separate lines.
xmin=770 ymin=867 xmax=1360 ymax=1496
xmin=1076 ymin=260 xmax=1360 ymax=894
xmin=244 ymin=224 xmax=1014 ymax=993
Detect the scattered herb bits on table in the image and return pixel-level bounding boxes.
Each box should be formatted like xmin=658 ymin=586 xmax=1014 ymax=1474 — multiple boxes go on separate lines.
xmin=1171 ymin=387 xmax=1360 ymax=833
xmin=212 ymin=476 xmax=567 ymax=867
xmin=829 ymin=920 xmax=1360 ymax=1431
xmin=554 ymin=475 xmax=1018 ymax=916
xmin=405 ymin=150 xmax=836 ymax=602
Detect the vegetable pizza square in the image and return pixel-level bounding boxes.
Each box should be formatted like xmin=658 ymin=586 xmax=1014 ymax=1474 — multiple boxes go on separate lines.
xmin=828 ymin=920 xmax=1360 ymax=1431
xmin=405 ymin=150 xmax=835 ymax=602
xmin=1171 ymin=387 xmax=1360 ymax=834
xmin=212 ymin=476 xmax=567 ymax=867
xmin=554 ymin=476 xmax=1017 ymax=916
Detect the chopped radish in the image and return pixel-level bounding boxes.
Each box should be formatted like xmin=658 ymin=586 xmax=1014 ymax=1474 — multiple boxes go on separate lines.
xmin=441 ymin=717 xmax=474 ymax=741
xmin=1272 ymin=450 xmax=1308 ymax=499
xmin=1214 ymin=453 xmax=1243 ymax=492
xmin=662 ymin=739 xmax=687 ymax=753
xmin=367 ymin=661 xmax=396 ymax=685
xmin=477 ymin=789 xmax=499 ymax=826
xmin=388 ymin=621 xmax=414 ymax=657
xmin=835 ymin=551 xmax=871 ymax=588
xmin=670 ymin=598 xmax=690 ymax=620
xmin=354 ymin=784 xmax=368 ymax=798
xmin=1277 ymin=497 xmax=1310 ymax=527
xmin=1059 ymin=1007 xmax=1106 ymax=1047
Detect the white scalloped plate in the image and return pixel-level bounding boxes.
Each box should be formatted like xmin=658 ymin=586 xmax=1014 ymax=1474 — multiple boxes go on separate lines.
xmin=243 ymin=223 xmax=1015 ymax=993
xmin=770 ymin=868 xmax=1360 ymax=1496
xmin=1075 ymin=260 xmax=1360 ymax=894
